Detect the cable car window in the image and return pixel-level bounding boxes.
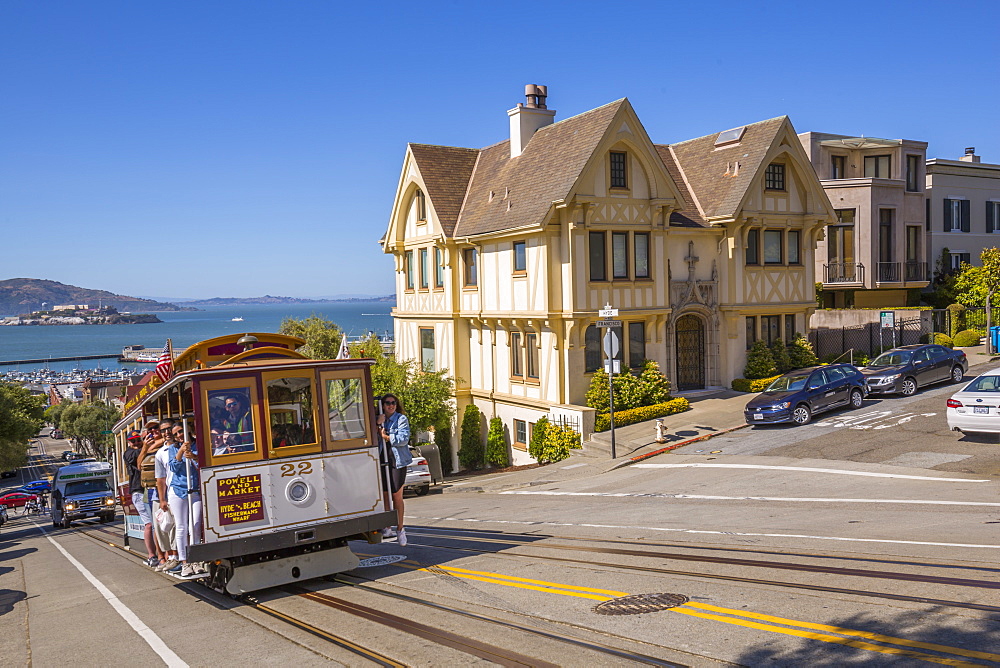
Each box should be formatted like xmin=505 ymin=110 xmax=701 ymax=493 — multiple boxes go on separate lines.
xmin=208 ymin=389 xmax=257 ymax=456
xmin=266 ymin=376 xmax=317 ymax=449
xmin=326 ymin=377 xmax=367 ymax=440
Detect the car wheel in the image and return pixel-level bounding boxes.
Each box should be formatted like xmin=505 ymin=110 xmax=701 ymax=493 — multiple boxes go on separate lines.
xmin=791 ymin=404 xmax=812 ymax=425
xmin=850 ymin=389 xmax=864 ymax=408
xmin=415 ymin=485 xmax=430 ymax=497
xmin=900 ymin=377 xmax=917 ymax=397
xmin=951 ymin=366 xmax=964 ymax=383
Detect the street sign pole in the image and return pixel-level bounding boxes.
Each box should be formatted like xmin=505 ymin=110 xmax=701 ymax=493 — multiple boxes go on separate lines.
xmin=600 ymin=304 xmax=620 ymax=459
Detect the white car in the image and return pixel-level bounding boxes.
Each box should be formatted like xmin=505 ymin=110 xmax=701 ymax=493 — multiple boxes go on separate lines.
xmin=946 ymin=370 xmax=1000 ymax=434
xmin=404 ymin=451 xmax=432 ymax=496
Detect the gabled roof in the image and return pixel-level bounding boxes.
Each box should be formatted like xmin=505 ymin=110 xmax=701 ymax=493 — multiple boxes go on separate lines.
xmin=407 ymin=144 xmax=479 ymax=236
xmin=667 ymin=116 xmax=787 ymax=220
xmin=654 ymin=146 xmax=708 ymax=227
xmin=453 ymin=99 xmax=626 ymax=237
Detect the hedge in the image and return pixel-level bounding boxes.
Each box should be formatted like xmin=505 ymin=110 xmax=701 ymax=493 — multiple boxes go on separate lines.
xmin=732 ymin=374 xmax=782 ymax=393
xmin=921 ymin=332 xmax=954 ymax=348
xmin=953 ymin=329 xmax=982 ymax=347
xmin=594 ymin=397 xmax=689 ymax=432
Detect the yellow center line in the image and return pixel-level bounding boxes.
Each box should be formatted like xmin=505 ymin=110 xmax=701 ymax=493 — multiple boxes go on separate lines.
xmin=685 ymin=601 xmax=1000 ymax=663
xmin=360 ymin=552 xmax=993 ymax=664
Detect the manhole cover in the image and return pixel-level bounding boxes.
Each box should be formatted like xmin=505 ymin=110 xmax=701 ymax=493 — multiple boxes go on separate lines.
xmin=593 ymin=593 xmax=689 ymax=615
xmin=356 ymin=555 xmax=407 ymax=568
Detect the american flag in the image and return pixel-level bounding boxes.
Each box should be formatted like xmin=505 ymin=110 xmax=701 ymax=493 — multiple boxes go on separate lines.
xmin=155 ymin=339 xmax=174 ymax=382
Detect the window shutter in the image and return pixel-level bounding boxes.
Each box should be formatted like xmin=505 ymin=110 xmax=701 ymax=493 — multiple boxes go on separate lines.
xmin=961 ymin=200 xmax=971 ymax=232
xmin=943 ymin=199 xmax=951 ymax=231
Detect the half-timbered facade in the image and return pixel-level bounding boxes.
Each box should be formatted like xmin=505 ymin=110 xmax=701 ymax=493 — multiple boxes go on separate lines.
xmin=382 ymin=86 xmax=835 ymax=465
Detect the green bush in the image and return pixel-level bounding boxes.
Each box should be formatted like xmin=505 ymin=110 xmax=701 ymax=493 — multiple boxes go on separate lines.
xmin=594 ymin=398 xmax=690 ymax=432
xmin=531 ymin=421 xmax=579 ymax=463
xmin=770 ymin=338 xmax=792 ymax=374
xmin=946 ymin=303 xmax=966 ymax=338
xmin=458 ymin=404 xmax=483 ymax=470
xmin=744 ymin=340 xmax=777 ymax=379
xmin=485 ymin=417 xmax=508 ymax=467
xmin=527 ymin=416 xmax=549 ymax=462
xmin=953 ymin=329 xmax=982 ymax=347
xmin=732 ymin=375 xmax=782 ymax=393
xmin=787 ymin=333 xmax=818 ymax=369
xmin=585 ymin=360 xmax=672 ymax=413
xmin=930 ymin=332 xmax=954 ymax=348
xmin=434 ymin=425 xmax=453 ymax=475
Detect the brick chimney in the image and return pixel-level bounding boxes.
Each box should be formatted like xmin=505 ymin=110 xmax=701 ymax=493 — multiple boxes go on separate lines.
xmin=508 ymin=84 xmax=556 ymax=159
xmin=960 ymin=147 xmax=981 ymax=163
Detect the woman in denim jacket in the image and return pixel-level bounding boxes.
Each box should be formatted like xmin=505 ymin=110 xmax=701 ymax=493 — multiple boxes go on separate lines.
xmin=376 ymin=393 xmax=411 ymax=546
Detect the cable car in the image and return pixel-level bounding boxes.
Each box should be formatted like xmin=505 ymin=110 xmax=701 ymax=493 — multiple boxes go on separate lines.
xmin=112 ymin=333 xmax=395 ymax=594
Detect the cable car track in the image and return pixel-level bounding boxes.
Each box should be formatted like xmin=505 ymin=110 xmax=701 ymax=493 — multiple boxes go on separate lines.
xmin=400 ymin=526 xmax=1000 ymax=615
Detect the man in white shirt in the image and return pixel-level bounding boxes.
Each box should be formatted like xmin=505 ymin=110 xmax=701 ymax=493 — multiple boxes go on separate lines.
xmin=152 ymin=419 xmax=179 ymax=573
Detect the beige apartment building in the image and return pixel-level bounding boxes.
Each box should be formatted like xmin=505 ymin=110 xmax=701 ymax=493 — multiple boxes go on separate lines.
xmin=798 ymin=132 xmax=929 ymax=308
xmin=925 ymin=147 xmax=1000 ymax=275
xmin=383 ymin=87 xmax=833 ymax=465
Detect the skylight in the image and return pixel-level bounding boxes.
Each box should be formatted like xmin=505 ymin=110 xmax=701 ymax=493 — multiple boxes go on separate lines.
xmin=715 ymin=127 xmax=746 ymax=147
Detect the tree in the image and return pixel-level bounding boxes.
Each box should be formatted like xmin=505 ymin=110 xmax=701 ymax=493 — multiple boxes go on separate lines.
xmin=954 ymin=248 xmax=1000 ymax=353
xmin=743 ymin=340 xmax=777 ymax=379
xmin=485 ymin=417 xmax=508 ymax=468
xmin=458 ymin=404 xmax=483 ymax=470
xmin=278 ymin=314 xmax=343 ymax=359
xmin=45 ymin=402 xmax=68 ymax=430
xmin=787 ymin=333 xmax=818 ymax=369
xmin=348 ymin=333 xmax=456 ymax=442
xmin=770 ymin=338 xmax=792 ymax=374
xmin=60 ymin=401 xmax=120 ymax=460
xmin=0 ymin=384 xmax=45 ymax=471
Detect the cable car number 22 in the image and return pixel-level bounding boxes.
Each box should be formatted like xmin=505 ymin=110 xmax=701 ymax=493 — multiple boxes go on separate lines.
xmin=280 ymin=462 xmax=313 ymax=477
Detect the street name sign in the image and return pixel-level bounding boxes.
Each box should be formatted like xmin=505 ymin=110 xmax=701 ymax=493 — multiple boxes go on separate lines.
xmin=599 ymin=308 xmax=619 ymax=318
xmin=596 ymin=320 xmax=622 ymax=328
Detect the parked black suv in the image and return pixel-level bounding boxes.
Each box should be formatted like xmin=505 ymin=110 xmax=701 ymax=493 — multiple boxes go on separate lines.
xmin=861 ymin=344 xmax=968 ymax=396
xmin=745 ymin=363 xmax=868 ymax=426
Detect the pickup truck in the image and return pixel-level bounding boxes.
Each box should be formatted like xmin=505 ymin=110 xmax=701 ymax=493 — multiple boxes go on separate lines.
xmin=51 ymin=461 xmax=116 ymax=529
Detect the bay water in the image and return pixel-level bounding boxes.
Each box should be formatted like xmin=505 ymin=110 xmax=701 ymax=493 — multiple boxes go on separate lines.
xmin=0 ymin=302 xmax=394 ymax=373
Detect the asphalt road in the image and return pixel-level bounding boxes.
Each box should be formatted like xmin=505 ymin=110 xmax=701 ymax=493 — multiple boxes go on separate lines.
xmin=2 ymin=420 xmax=999 ymax=667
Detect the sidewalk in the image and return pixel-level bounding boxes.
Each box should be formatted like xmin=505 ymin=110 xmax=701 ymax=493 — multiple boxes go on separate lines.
xmin=436 ymin=343 xmax=1000 ymax=495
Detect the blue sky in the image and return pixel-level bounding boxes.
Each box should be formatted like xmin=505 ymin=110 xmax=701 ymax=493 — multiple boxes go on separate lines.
xmin=2 ymin=1 xmax=997 ymax=300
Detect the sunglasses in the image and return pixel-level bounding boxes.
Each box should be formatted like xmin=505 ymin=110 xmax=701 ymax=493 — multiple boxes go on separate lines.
xmin=149 ymin=427 xmax=161 ymax=432
xmin=383 ymin=400 xmax=396 ymax=406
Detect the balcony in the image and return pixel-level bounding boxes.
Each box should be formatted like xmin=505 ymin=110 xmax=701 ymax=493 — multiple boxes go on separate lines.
xmin=904 ymin=261 xmax=928 ymax=282
xmin=823 ymin=262 xmax=865 ymax=284
xmin=876 ymin=262 xmax=900 ymax=283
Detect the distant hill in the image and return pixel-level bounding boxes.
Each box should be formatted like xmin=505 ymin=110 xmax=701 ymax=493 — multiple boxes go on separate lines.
xmin=184 ymin=295 xmax=395 ymax=305
xmin=0 ymin=278 xmax=193 ymax=316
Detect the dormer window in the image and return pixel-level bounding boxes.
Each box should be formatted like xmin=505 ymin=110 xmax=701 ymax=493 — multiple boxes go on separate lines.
xmin=610 ymin=151 xmax=628 ymax=188
xmin=765 ymin=163 xmax=785 ymax=191
xmin=415 ymin=189 xmax=427 ymax=221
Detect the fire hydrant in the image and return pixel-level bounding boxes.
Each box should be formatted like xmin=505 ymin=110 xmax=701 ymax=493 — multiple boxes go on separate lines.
xmin=655 ymin=418 xmax=667 ymax=443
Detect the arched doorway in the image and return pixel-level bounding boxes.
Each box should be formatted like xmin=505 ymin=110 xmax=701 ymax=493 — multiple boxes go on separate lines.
xmin=675 ymin=315 xmax=705 ymax=390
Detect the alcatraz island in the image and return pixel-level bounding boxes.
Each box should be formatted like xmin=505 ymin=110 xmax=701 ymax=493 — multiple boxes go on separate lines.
xmin=1 ymin=304 xmax=161 ymax=326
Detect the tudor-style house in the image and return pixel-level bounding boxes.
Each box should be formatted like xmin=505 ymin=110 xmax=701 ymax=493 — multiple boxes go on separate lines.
xmin=382 ymin=86 xmax=834 ymax=465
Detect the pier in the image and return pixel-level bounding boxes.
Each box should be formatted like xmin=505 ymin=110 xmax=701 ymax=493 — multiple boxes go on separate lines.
xmin=0 ymin=354 xmax=122 ymax=367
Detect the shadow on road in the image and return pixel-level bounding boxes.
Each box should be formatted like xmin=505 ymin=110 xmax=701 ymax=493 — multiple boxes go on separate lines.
xmin=734 ymin=606 xmax=998 ymax=666
xmin=0 ymin=588 xmax=27 ymax=616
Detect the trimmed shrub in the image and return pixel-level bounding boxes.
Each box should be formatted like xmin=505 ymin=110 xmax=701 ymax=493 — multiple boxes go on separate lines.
xmin=732 ymin=375 xmax=782 ymax=393
xmin=594 ymin=398 xmax=690 ymax=432
xmin=931 ymin=332 xmax=954 ymax=348
xmin=527 ymin=416 xmax=549 ymax=463
xmin=946 ymin=303 xmax=966 ymax=338
xmin=787 ymin=333 xmax=819 ymax=369
xmin=458 ymin=404 xmax=483 ymax=470
xmin=953 ymin=329 xmax=982 ymax=347
xmin=541 ymin=423 xmax=581 ymax=463
xmin=434 ymin=425 xmax=453 ymax=474
xmin=744 ymin=340 xmax=777 ymax=379
xmin=485 ymin=417 xmax=508 ymax=467
xmin=637 ymin=360 xmax=672 ymax=405
xmin=585 ymin=362 xmax=669 ymax=413
xmin=770 ymin=338 xmax=792 ymax=374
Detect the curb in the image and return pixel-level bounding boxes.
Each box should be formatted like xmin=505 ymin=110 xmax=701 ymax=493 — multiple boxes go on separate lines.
xmin=609 ymin=423 xmax=750 ymax=470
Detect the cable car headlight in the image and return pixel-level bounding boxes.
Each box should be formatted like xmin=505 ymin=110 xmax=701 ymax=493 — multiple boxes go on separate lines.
xmin=288 ymin=481 xmax=309 ymax=503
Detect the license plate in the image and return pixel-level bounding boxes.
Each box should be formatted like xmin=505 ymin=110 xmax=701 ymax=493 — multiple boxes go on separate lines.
xmin=974 ymin=406 xmax=990 ymax=414
xmin=754 ymin=413 xmax=764 ymax=420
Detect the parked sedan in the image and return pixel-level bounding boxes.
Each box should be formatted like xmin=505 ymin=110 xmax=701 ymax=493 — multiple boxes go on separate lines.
xmin=19 ymin=480 xmax=51 ymax=494
xmin=946 ymin=371 xmax=1000 ymax=434
xmin=0 ymin=491 xmax=38 ymax=509
xmin=745 ymin=363 xmax=867 ymax=426
xmin=862 ymin=344 xmax=968 ymax=397
xmin=405 ymin=451 xmax=432 ymax=496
